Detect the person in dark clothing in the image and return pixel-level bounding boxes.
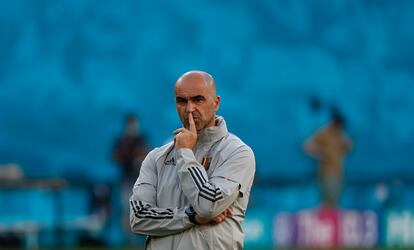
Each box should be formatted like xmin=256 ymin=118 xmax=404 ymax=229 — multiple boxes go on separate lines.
xmin=113 ymin=114 xmax=149 ymax=244
xmin=113 ymin=114 xmax=149 ymax=181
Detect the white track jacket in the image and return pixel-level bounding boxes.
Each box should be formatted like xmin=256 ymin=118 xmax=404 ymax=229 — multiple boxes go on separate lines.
xmin=130 ymin=116 xmax=255 ymax=250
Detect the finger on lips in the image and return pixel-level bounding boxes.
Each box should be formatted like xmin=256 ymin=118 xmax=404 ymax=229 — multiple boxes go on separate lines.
xmin=188 ymin=113 xmax=196 ymax=132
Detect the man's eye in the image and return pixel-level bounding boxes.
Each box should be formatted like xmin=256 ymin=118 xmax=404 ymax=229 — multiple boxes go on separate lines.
xmin=176 ymin=98 xmax=186 ymax=104
xmin=194 ymin=97 xmax=204 ymax=103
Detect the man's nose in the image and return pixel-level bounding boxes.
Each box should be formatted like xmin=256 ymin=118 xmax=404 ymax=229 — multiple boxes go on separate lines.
xmin=186 ymin=101 xmax=195 ymax=113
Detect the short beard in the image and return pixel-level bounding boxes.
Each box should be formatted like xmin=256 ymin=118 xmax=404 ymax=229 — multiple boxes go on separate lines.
xmin=199 ymin=114 xmax=216 ymax=131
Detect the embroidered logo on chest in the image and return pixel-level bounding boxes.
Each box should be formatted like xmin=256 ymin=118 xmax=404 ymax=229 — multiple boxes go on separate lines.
xmin=164 ymin=157 xmax=176 ymax=166
xmin=201 ymin=156 xmax=211 ymax=170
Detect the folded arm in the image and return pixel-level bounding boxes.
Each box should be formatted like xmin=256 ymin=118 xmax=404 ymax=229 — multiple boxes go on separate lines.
xmin=129 ymin=150 xmax=194 ymax=237
xmin=176 ymin=146 xmax=255 ymax=219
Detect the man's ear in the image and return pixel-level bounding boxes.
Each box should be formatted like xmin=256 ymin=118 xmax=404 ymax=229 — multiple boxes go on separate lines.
xmin=214 ymin=96 xmax=220 ymax=112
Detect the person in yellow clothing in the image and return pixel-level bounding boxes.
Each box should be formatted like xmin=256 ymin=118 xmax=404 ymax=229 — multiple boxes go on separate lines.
xmin=304 ymin=108 xmax=352 ymax=208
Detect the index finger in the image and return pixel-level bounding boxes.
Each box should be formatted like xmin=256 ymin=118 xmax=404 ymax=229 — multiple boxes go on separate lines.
xmin=188 ymin=112 xmax=196 ymax=133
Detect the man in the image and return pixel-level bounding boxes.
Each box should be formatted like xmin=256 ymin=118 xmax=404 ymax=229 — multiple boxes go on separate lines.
xmin=129 ymin=70 xmax=255 ymax=249
xmin=113 ymin=114 xmax=149 ymax=184
xmin=304 ymin=108 xmax=352 ymax=208
xmin=113 ymin=114 xmax=149 ymax=243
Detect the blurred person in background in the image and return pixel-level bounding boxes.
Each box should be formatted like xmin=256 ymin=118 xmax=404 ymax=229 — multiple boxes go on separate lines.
xmin=304 ymin=107 xmax=352 ymax=209
xmin=113 ymin=114 xmax=149 ymax=243
xmin=129 ymin=70 xmax=255 ymax=249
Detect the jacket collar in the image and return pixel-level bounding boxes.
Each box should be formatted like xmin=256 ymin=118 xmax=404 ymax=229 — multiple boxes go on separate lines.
xmin=196 ymin=116 xmax=228 ymax=146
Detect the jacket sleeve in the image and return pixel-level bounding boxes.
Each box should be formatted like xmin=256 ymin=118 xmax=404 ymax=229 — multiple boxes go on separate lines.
xmin=176 ymin=145 xmax=255 ymax=219
xmin=129 ymin=150 xmax=194 ymax=237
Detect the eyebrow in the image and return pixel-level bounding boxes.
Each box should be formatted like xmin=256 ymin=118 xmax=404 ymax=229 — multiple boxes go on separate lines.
xmin=175 ymin=95 xmax=206 ymax=102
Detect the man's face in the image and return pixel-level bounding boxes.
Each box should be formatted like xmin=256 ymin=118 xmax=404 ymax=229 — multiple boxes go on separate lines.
xmin=174 ymin=76 xmax=220 ymax=131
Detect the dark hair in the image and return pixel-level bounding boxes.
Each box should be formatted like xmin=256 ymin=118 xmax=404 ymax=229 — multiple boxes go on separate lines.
xmin=331 ymin=107 xmax=345 ymax=127
xmin=125 ymin=113 xmax=138 ymax=123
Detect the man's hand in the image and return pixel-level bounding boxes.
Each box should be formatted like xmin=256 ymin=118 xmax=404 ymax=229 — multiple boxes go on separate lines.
xmin=174 ymin=113 xmax=197 ymax=149
xmin=194 ymin=208 xmax=233 ymax=225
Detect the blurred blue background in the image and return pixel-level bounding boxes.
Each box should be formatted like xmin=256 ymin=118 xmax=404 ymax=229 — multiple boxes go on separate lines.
xmin=1 ymin=0 xmax=414 ymax=249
